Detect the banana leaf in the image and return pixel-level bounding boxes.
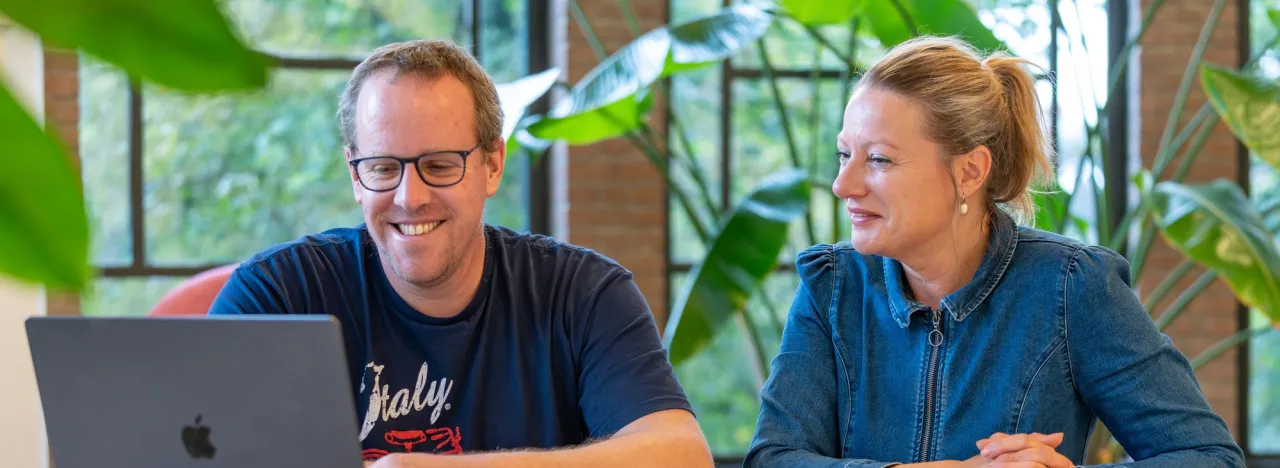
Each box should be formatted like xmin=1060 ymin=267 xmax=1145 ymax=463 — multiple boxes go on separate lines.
xmin=779 ymin=0 xmax=867 ymax=25
xmin=664 ymin=169 xmax=811 ymax=365
xmin=862 ymin=0 xmax=1006 ymax=52
xmin=1147 ymin=178 xmax=1280 ymax=324
xmin=1201 ymin=65 xmax=1280 ymax=171
xmin=0 ymin=0 xmax=270 ymax=92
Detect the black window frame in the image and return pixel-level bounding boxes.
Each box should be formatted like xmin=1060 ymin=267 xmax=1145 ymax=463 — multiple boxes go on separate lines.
xmin=91 ymin=0 xmax=554 ymax=281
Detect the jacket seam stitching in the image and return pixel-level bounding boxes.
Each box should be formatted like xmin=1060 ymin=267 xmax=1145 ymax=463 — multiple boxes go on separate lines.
xmin=1063 ymin=245 xmax=1086 ymax=392
xmin=1014 ymin=339 xmax=1068 ymax=432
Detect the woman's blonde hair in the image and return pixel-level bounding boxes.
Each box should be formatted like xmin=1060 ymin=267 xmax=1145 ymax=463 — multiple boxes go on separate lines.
xmin=855 ymin=36 xmax=1055 ymax=223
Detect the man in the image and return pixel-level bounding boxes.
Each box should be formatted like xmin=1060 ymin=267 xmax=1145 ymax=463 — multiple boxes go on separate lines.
xmin=208 ymin=40 xmax=712 ymax=468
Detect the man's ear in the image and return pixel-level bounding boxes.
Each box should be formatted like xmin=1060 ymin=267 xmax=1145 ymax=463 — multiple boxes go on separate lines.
xmin=483 ymin=139 xmax=506 ymax=197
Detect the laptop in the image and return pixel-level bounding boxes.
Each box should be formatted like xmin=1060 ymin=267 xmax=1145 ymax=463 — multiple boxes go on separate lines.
xmin=25 ymin=315 xmax=363 ymax=468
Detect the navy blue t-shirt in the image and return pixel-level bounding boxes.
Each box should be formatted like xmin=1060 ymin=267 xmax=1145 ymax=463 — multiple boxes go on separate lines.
xmin=208 ymin=224 xmax=691 ymax=462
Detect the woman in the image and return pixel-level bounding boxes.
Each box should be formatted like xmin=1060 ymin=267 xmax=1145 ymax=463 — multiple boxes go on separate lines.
xmin=744 ymin=36 xmax=1244 ymax=468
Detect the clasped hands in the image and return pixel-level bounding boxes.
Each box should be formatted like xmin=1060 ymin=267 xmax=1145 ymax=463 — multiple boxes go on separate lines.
xmin=946 ymin=432 xmax=1074 ymax=468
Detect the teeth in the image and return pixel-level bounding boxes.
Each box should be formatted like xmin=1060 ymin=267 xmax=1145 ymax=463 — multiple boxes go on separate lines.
xmin=397 ymin=221 xmax=443 ymax=236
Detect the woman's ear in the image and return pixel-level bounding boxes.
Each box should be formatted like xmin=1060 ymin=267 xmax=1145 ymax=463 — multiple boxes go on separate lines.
xmin=954 ymin=145 xmax=993 ymax=200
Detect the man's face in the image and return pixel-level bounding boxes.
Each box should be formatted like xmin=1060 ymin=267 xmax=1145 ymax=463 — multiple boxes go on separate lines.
xmin=346 ymin=71 xmax=504 ymax=289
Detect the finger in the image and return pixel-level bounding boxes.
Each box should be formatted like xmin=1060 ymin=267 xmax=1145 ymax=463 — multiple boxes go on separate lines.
xmin=1037 ymin=432 xmax=1064 ymax=448
xmin=988 ymin=463 xmax=1051 ymax=468
xmin=982 ymin=434 xmax=1048 ymax=458
xmin=994 ymin=446 xmax=1073 ymax=468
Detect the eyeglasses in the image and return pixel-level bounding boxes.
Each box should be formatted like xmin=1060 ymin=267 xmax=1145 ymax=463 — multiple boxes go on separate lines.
xmin=347 ymin=143 xmax=482 ymax=192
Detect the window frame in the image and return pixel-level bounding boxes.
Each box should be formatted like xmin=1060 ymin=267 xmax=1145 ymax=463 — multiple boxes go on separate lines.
xmin=92 ymin=0 xmax=554 ymax=281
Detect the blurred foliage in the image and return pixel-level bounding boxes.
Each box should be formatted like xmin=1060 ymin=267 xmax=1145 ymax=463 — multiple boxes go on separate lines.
xmin=78 ymin=0 xmax=532 ymax=313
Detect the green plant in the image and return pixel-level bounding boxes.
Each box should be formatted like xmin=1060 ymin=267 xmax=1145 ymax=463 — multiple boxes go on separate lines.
xmin=0 ymin=0 xmax=557 ymax=292
xmin=497 ymin=0 xmax=1280 ymax=460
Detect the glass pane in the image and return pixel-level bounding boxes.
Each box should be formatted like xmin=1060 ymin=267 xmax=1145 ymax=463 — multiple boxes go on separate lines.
xmin=670 ymin=66 xmax=723 ymax=264
xmin=731 ymin=78 xmax=846 ymax=262
xmin=485 ymin=152 xmax=529 ymax=231
xmin=479 ymin=0 xmax=529 ymax=232
xmin=1249 ymin=308 xmax=1280 ymax=453
xmin=144 ymin=69 xmax=362 ymax=265
xmin=222 ymin=0 xmax=467 ymax=58
xmin=481 ymin=0 xmax=528 ymax=83
xmin=732 ymin=19 xmax=852 ymax=71
xmin=79 ymin=55 xmax=132 ymax=266
xmin=81 ymin=276 xmax=189 ymax=316
xmin=671 ymin=270 xmax=800 ymax=457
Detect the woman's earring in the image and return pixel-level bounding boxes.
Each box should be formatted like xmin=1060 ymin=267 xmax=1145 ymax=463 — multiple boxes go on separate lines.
xmin=960 ymin=196 xmax=969 ymax=216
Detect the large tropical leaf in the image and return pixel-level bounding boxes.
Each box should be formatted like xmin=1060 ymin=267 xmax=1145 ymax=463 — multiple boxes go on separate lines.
xmin=0 ymin=84 xmax=90 ymax=290
xmin=0 ymin=0 xmax=270 ymax=92
xmin=525 ymin=3 xmax=771 ymax=145
xmin=664 ymin=3 xmax=774 ymax=76
xmin=664 ymin=169 xmax=811 ymax=365
xmin=1147 ymin=179 xmax=1280 ymax=324
xmin=1201 ymin=65 xmax=1280 ymax=171
xmin=779 ymin=0 xmax=867 ymax=25
xmin=862 ymin=0 xmax=1006 ymax=52
xmin=495 ymin=68 xmax=561 ymax=142
xmin=522 ymin=29 xmax=669 ymax=144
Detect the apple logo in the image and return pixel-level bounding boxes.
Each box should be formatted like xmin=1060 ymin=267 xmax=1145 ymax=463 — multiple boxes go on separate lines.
xmin=181 ymin=414 xmax=216 ymax=460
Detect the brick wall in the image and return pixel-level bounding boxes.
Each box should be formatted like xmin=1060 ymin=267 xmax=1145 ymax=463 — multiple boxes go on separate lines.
xmin=564 ymin=1 xmax=671 ymax=328
xmin=43 ymin=47 xmax=81 ymax=317
xmin=1137 ymin=0 xmax=1241 ymax=437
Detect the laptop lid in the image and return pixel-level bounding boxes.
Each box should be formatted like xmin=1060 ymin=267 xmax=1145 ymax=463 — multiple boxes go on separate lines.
xmin=25 ymin=315 xmax=362 ymax=468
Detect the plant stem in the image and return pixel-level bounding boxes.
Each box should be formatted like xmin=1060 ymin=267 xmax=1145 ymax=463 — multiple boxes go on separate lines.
xmin=1101 ymin=0 xmax=1171 ymax=118
xmin=613 ymin=0 xmax=642 ymax=36
xmin=737 ymin=307 xmax=772 ymax=385
xmin=1154 ymin=270 xmax=1218 ymax=331
xmin=568 ymin=0 xmax=608 ymax=60
xmin=1130 ymin=217 xmax=1159 ymax=280
xmin=1153 ymin=0 xmax=1227 ymax=186
xmin=1171 ymin=110 xmax=1219 ymax=183
xmin=1191 ymin=326 xmax=1270 ymax=369
xmin=795 ymin=20 xmax=856 ymax=69
xmin=1143 ymin=258 xmax=1195 ymax=312
xmin=1153 ymin=105 xmax=1214 ymax=179
xmin=625 ymin=130 xmax=713 ymax=241
xmin=758 ymin=40 xmax=818 ymax=246
xmin=888 ymin=0 xmax=918 ymax=37
xmin=757 ymin=284 xmax=786 ymax=338
xmin=639 ymin=121 xmax=720 ymax=223
xmin=1127 ymin=106 xmax=1220 ymax=270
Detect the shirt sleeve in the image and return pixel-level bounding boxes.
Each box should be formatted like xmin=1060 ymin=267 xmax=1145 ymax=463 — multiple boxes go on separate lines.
xmin=574 ymin=270 xmax=694 ymax=438
xmin=1064 ymin=245 xmax=1245 ymax=468
xmin=208 ymin=263 xmax=291 ymax=315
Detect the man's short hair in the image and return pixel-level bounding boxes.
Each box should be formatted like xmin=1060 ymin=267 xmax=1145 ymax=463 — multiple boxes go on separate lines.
xmin=338 ymin=40 xmax=503 ymax=152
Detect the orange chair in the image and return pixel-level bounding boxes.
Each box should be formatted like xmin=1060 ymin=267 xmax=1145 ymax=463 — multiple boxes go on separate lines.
xmin=148 ymin=264 xmax=240 ymax=316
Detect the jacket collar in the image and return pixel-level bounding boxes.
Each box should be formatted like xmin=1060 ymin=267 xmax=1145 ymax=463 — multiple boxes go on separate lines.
xmin=883 ymin=210 xmax=1019 ymax=328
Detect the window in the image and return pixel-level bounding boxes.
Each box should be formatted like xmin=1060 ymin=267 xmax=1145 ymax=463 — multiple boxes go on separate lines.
xmin=666 ymin=0 xmax=1109 ymax=457
xmin=1246 ymin=0 xmax=1280 ymax=458
xmin=79 ymin=0 xmax=546 ymax=316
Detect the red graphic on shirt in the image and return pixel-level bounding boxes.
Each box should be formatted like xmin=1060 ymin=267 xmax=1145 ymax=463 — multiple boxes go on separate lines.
xmin=361 ymin=427 xmax=463 ymax=461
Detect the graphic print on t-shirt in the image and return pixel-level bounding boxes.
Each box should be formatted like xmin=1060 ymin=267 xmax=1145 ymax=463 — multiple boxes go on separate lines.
xmin=358 ymin=361 xmax=462 ymax=461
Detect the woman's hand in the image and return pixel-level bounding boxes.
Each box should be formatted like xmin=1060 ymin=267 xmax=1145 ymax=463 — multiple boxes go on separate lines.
xmin=973 ymin=432 xmax=1073 ymax=468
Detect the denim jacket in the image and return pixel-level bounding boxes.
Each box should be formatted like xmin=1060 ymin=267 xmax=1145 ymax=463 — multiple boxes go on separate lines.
xmin=744 ymin=211 xmax=1244 ymax=467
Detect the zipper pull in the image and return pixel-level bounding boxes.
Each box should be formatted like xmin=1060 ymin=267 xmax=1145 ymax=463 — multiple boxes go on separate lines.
xmin=929 ymin=308 xmax=944 ymax=347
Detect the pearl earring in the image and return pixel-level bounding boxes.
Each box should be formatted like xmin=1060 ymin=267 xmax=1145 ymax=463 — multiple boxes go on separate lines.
xmin=960 ymin=196 xmax=969 ymax=216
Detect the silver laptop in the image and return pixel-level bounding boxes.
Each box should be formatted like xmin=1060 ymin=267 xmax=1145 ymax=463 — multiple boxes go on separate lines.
xmin=25 ymin=315 xmax=363 ymax=468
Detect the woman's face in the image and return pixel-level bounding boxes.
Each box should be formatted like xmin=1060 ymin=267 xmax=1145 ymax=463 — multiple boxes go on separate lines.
xmin=832 ymin=87 xmax=962 ymax=259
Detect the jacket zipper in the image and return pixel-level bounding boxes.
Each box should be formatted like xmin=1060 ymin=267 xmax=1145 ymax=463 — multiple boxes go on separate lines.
xmin=920 ymin=307 xmax=945 ymax=462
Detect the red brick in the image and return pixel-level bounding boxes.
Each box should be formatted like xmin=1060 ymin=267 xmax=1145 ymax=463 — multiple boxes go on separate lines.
xmin=1138 ymin=0 xmax=1241 ymax=441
